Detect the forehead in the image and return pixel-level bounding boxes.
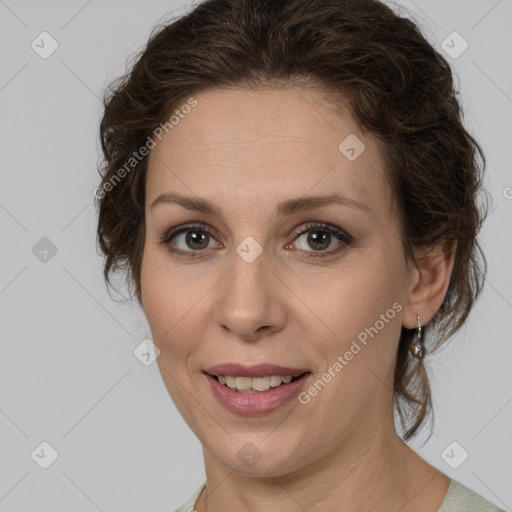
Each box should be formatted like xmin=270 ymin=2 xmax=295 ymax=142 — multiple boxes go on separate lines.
xmin=146 ymin=86 xmax=390 ymax=216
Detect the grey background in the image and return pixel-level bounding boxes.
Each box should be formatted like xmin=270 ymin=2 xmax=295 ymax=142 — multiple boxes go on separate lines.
xmin=0 ymin=0 xmax=511 ymax=510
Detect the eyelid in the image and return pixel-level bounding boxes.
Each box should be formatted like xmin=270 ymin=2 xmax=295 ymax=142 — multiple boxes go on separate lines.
xmin=292 ymin=221 xmax=352 ymax=243
xmin=159 ymin=222 xmax=222 ymax=255
xmin=159 ymin=221 xmax=352 ymax=257
xmin=160 ymin=222 xmax=221 ymax=244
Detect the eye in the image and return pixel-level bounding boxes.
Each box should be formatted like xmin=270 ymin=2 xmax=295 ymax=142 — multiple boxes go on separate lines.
xmin=159 ymin=223 xmax=221 ymax=259
xmin=289 ymin=222 xmax=352 ymax=257
xmin=159 ymin=221 xmax=352 ymax=259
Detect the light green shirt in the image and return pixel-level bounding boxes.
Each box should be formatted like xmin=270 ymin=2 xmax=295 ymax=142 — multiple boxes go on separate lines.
xmin=173 ymin=479 xmax=505 ymax=511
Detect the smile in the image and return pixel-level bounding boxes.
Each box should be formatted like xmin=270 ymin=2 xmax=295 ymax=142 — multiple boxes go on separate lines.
xmin=204 ymin=371 xmax=311 ymax=415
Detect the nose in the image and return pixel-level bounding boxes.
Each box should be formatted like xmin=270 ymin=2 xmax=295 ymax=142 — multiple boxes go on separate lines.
xmin=213 ymin=246 xmax=287 ymax=342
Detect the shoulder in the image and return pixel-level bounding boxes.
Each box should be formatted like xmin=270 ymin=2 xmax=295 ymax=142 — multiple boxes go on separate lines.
xmin=437 ymin=479 xmax=505 ymax=512
xmin=173 ymin=482 xmax=206 ymax=512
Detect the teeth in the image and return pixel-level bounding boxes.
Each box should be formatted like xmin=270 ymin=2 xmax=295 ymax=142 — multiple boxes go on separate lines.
xmin=269 ymin=375 xmax=283 ymax=387
xmin=252 ymin=377 xmax=270 ymax=391
xmin=215 ymin=375 xmax=298 ymax=392
xmin=225 ymin=376 xmax=236 ymax=388
xmin=235 ymin=377 xmax=252 ymax=390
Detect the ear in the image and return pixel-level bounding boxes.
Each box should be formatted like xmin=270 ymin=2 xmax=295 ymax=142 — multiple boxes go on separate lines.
xmin=402 ymin=239 xmax=457 ymax=329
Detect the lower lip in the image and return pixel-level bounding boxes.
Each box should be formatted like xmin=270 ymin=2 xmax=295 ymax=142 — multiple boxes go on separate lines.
xmin=204 ymin=372 xmax=311 ymax=416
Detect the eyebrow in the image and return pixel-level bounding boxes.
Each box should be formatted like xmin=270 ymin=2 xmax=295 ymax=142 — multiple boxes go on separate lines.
xmin=149 ymin=192 xmax=371 ymax=217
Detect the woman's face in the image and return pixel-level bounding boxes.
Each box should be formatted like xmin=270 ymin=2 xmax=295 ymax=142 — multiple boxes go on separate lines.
xmin=141 ymin=86 xmax=415 ymax=475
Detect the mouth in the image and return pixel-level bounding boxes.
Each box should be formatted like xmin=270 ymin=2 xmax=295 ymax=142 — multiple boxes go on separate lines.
xmin=203 ymin=369 xmax=312 ymax=416
xmin=207 ymin=373 xmax=308 ymax=393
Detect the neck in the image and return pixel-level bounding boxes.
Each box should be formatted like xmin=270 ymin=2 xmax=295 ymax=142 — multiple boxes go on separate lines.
xmin=194 ymin=421 xmax=448 ymax=512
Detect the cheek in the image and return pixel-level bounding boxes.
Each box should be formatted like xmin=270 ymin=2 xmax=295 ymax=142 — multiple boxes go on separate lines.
xmin=312 ymin=258 xmax=403 ymax=333
xmin=302 ymin=254 xmax=405 ymax=394
xmin=140 ymin=253 xmax=197 ymax=403
xmin=298 ymin=267 xmax=404 ymax=434
xmin=141 ymin=248 xmax=183 ymax=344
xmin=140 ymin=247 xmax=213 ymax=357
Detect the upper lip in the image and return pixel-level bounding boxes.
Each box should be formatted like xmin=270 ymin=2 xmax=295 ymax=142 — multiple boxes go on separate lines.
xmin=205 ymin=363 xmax=310 ymax=378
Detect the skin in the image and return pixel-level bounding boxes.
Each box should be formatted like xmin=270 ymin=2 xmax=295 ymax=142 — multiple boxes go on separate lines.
xmin=140 ymin=86 xmax=455 ymax=512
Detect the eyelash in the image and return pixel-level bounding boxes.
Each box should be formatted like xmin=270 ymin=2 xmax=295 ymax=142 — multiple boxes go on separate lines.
xmin=159 ymin=221 xmax=353 ymax=260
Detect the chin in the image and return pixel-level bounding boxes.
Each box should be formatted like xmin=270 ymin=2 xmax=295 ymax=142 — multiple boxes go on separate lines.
xmin=205 ymin=432 xmax=308 ymax=477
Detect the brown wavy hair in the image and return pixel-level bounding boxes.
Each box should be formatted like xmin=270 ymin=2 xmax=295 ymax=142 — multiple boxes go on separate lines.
xmin=96 ymin=0 xmax=487 ymax=441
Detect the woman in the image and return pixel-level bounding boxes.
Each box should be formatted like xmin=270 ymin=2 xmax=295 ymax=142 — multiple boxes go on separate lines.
xmin=95 ymin=0 xmax=502 ymax=510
